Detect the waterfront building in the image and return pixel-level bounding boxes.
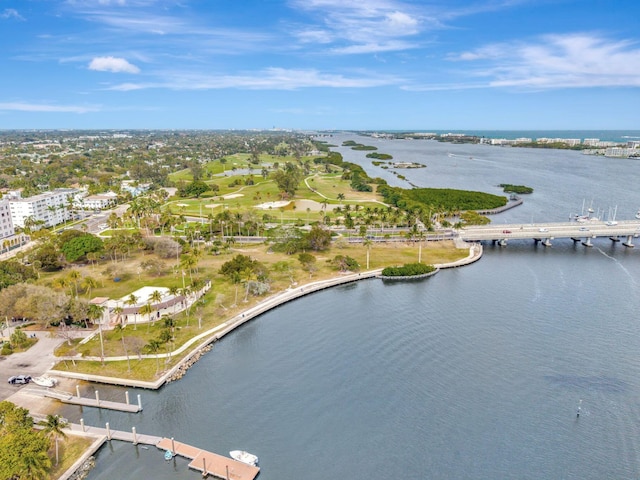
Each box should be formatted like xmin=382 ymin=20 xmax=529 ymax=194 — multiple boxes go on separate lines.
xmin=7 ymin=188 xmax=78 ymax=229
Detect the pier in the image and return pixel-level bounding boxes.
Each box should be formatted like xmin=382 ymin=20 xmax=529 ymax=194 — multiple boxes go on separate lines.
xmin=23 ymin=386 xmax=142 ymax=413
xmin=60 ymin=419 xmax=259 ymax=480
xmin=157 ymin=438 xmax=260 ymax=480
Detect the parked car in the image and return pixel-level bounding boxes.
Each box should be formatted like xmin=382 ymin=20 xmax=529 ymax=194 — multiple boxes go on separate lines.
xmin=538 ymin=228 xmax=548 ymax=232
xmin=502 ymin=230 xmax=512 ymax=234
xmin=8 ymin=375 xmax=31 ymax=385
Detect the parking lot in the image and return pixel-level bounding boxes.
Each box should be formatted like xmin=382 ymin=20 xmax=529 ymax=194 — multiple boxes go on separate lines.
xmin=0 ymin=329 xmax=87 ymax=402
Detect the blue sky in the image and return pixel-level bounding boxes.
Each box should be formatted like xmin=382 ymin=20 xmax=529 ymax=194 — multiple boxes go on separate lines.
xmin=1 ymin=0 xmax=639 ymax=130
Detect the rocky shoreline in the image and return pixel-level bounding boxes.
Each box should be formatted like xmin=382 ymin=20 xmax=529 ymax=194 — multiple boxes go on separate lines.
xmin=165 ymin=344 xmax=213 ymax=383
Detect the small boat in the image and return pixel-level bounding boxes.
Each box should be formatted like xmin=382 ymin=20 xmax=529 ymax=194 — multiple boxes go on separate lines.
xmin=164 ymin=449 xmax=173 ymax=461
xmin=230 ymin=450 xmax=259 ymax=466
xmin=32 ymin=375 xmax=58 ymax=388
xmin=635 ymin=209 xmax=640 ymax=219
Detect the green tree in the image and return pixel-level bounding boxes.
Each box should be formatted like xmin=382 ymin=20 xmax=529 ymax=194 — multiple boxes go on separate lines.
xmin=304 ymin=225 xmax=332 ymax=251
xmin=0 ymin=401 xmax=51 ymax=480
xmin=298 ymin=252 xmax=317 ymax=278
xmin=273 ymin=163 xmax=303 ymax=197
xmin=144 ymin=339 xmax=163 ymax=375
xmin=38 ymin=414 xmax=68 ymax=466
xmin=60 ymin=234 xmax=104 ymax=263
xmin=139 ymin=303 xmax=154 ymax=333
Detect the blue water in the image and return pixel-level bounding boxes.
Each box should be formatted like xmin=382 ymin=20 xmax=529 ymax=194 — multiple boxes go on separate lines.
xmin=364 ymin=130 xmax=640 ymax=143
xmin=82 ymin=133 xmax=640 ymax=479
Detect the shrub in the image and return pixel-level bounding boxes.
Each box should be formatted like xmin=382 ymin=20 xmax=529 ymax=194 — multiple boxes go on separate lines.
xmin=382 ymin=263 xmax=436 ymax=277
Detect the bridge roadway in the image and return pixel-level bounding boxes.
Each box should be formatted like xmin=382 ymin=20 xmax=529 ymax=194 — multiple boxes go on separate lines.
xmin=459 ymin=220 xmax=640 ymax=247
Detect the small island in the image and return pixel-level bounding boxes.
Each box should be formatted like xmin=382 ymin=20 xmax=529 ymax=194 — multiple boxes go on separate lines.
xmin=380 ymin=263 xmax=439 ymax=280
xmin=499 ymin=184 xmax=534 ymax=194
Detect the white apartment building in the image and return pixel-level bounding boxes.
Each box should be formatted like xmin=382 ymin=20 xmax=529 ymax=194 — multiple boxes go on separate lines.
xmin=8 ymin=188 xmax=78 ymax=229
xmin=81 ymin=191 xmax=118 ymax=210
xmin=0 ymin=200 xmax=15 ymax=240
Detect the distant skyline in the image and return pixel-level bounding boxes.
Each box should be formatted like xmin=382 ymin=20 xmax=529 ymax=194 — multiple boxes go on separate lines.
xmin=1 ymin=1 xmax=639 ymax=130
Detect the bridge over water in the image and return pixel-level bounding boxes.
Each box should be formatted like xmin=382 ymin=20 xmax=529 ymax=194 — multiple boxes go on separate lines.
xmin=459 ymin=220 xmax=640 ymax=247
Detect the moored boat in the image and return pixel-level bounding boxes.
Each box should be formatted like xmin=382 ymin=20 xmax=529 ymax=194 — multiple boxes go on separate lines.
xmin=230 ymin=450 xmax=259 ymax=466
xmin=32 ymin=375 xmax=57 ymax=388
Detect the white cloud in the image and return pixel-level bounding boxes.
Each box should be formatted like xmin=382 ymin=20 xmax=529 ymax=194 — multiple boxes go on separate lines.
xmin=291 ymin=0 xmax=423 ymax=54
xmin=88 ymin=56 xmax=141 ymax=73
xmin=0 ymin=102 xmax=99 ymax=113
xmin=450 ymin=33 xmax=640 ymax=89
xmin=1 ymin=8 xmax=25 ymax=20
xmin=107 ymin=67 xmax=402 ymax=91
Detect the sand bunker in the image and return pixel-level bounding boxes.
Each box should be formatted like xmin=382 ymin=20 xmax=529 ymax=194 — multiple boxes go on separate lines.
xmin=255 ymin=201 xmax=291 ymax=210
xmin=223 ymin=193 xmax=244 ymax=199
xmin=295 ymin=199 xmax=329 ymax=212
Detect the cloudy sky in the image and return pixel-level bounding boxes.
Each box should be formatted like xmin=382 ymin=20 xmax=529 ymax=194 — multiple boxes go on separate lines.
xmin=1 ymin=0 xmax=638 ymax=130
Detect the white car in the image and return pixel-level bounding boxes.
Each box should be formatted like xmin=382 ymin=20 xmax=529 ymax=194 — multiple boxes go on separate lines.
xmin=606 ymin=221 xmax=618 ymax=226
xmin=538 ymin=228 xmax=548 ymax=232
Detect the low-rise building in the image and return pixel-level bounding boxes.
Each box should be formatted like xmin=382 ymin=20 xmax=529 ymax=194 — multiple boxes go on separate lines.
xmin=80 ymin=192 xmax=118 ymax=210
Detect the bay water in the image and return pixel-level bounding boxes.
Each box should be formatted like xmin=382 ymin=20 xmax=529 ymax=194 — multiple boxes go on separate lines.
xmin=82 ymin=133 xmax=640 ymax=479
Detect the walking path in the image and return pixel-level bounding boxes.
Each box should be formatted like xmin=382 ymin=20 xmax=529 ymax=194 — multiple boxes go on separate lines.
xmin=49 ymin=241 xmax=483 ymax=389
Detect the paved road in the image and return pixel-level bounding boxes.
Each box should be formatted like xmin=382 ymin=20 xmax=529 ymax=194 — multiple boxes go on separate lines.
xmin=0 ymin=329 xmax=88 ymax=402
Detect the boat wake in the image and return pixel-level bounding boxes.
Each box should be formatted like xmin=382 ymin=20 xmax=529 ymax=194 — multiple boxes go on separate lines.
xmin=527 ymin=265 xmax=542 ymax=303
xmin=595 ymin=247 xmax=638 ymax=288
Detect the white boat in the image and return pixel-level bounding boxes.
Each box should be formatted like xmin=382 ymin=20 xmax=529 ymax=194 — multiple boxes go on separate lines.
xmin=230 ymin=450 xmax=259 ymax=466
xmin=32 ymin=375 xmax=57 ymax=388
xmin=635 ymin=209 xmax=640 ymax=219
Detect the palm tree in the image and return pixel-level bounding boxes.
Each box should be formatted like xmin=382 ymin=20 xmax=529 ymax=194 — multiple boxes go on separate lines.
xmin=145 ymin=339 xmax=162 ymax=375
xmin=38 ymin=414 xmax=68 ymax=466
xmin=82 ymin=276 xmax=98 ymax=298
xmin=87 ymin=303 xmax=106 ymax=363
xmin=148 ymin=289 xmax=163 ymax=325
xmin=139 ymin=303 xmax=154 ymax=333
xmin=124 ymin=294 xmax=138 ymax=329
xmin=113 ymin=324 xmax=131 ymax=372
xmin=112 ymin=305 xmax=123 ymax=325
xmin=363 ymin=238 xmax=373 ymax=269
xmin=67 ymin=269 xmax=81 ymax=298
xmin=168 ymin=286 xmax=180 ymax=314
xmin=241 ymin=267 xmax=256 ymax=303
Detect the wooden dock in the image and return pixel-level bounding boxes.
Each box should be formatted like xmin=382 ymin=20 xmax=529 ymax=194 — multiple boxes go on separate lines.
xmin=157 ymin=438 xmax=260 ymax=480
xmin=32 ymin=388 xmax=143 ymax=412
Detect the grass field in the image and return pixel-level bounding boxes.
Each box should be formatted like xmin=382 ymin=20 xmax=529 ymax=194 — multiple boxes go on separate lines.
xmin=48 ymin=239 xmax=468 ymax=381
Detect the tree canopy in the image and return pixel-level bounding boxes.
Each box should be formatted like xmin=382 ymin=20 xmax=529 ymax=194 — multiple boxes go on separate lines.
xmin=0 ymin=260 xmax=38 ymax=290
xmin=60 ymin=233 xmax=104 ymax=262
xmin=0 ymin=401 xmax=52 ymax=480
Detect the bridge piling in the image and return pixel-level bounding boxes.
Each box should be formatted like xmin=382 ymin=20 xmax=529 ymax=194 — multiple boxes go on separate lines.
xmin=623 ymin=235 xmax=635 ymax=248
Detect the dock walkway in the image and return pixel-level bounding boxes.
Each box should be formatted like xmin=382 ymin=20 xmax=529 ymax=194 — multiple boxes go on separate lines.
xmin=157 ymin=438 xmax=260 ymax=480
xmin=23 ymin=387 xmax=142 ymax=412
xmin=59 ymin=421 xmax=259 ymax=480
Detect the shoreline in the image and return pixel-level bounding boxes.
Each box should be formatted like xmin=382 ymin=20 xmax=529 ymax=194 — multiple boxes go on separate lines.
xmin=49 ymin=240 xmax=483 ymax=390
xmin=7 ymin=241 xmax=482 ymax=480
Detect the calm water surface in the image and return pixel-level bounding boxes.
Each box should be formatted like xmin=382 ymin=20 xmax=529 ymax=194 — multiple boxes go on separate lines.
xmin=83 ymin=134 xmax=640 ymax=479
